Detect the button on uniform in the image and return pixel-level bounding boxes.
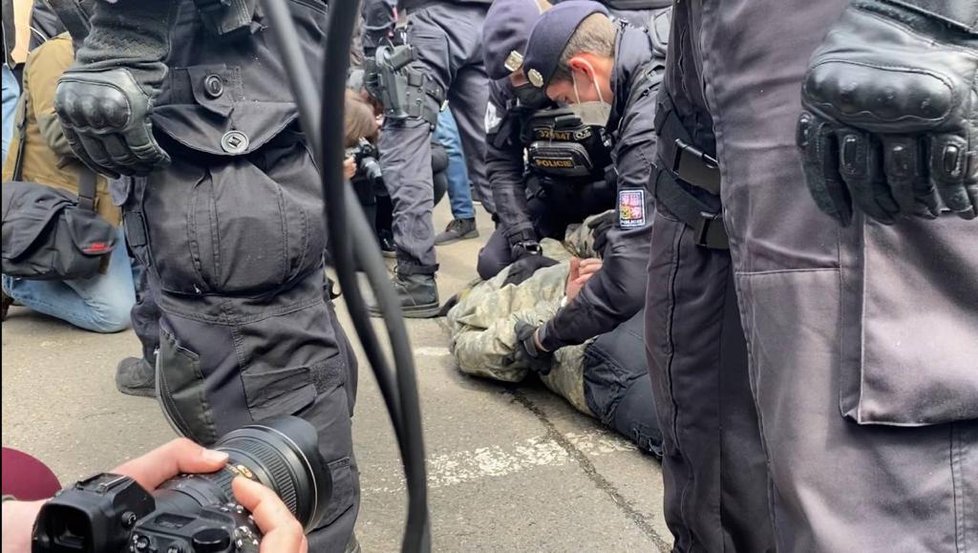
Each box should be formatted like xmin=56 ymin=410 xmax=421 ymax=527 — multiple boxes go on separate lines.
xmin=221 ymin=130 xmax=249 ymax=154
xmin=203 ymin=74 xmax=224 ymax=99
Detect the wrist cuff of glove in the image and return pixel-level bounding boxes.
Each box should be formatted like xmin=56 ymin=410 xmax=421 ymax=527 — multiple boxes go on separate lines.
xmin=878 ymin=0 xmax=978 ymax=33
xmin=76 ymin=0 xmax=175 ymax=88
xmin=536 ymin=323 xmax=564 ymax=353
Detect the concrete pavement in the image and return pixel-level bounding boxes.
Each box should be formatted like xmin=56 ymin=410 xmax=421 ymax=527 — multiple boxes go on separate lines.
xmin=1 ymin=201 xmax=670 ymax=552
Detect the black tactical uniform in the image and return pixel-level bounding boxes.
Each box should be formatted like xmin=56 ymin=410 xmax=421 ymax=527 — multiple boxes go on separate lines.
xmin=476 ymin=82 xmax=617 ymax=280
xmin=54 ymin=1 xmax=360 ymax=549
xmin=648 ymin=0 xmax=978 ymax=551
xmin=519 ymin=15 xmax=664 ymax=354
xmin=478 ymin=2 xmax=671 ymax=287
xmin=361 ymin=0 xmax=493 ymax=317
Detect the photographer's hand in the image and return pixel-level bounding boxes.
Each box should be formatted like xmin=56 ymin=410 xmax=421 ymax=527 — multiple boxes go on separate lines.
xmin=233 ymin=476 xmax=308 ymax=553
xmin=112 ymin=438 xmax=229 ymax=490
xmin=2 ymin=498 xmax=46 ymax=553
xmin=1 ymin=439 xmax=228 ymax=553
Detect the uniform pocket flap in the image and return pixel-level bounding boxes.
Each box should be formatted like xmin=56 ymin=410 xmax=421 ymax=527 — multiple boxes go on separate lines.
xmin=842 ymin=215 xmax=978 ymax=426
xmin=241 ymin=366 xmax=317 ymax=421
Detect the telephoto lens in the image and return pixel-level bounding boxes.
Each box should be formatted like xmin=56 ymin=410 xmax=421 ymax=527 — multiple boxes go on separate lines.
xmin=31 ymin=416 xmax=331 ymax=553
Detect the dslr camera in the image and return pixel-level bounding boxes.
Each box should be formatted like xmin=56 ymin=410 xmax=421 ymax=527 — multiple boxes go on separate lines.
xmin=31 ymin=417 xmax=330 ymax=553
xmin=347 ymin=138 xmax=383 ymax=188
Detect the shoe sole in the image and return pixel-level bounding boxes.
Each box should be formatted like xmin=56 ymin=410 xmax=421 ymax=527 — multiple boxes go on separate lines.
xmin=434 ymin=230 xmax=480 ymax=246
xmin=369 ymin=302 xmax=442 ymax=319
xmin=117 ymin=385 xmax=156 ymax=398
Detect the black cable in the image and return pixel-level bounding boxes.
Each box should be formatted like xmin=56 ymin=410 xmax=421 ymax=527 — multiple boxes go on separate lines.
xmin=261 ymin=1 xmax=431 ymax=551
xmin=261 ymin=0 xmax=405 ymax=446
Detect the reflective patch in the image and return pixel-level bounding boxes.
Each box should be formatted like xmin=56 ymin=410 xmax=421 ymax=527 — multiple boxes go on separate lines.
xmin=618 ymin=189 xmax=647 ymax=229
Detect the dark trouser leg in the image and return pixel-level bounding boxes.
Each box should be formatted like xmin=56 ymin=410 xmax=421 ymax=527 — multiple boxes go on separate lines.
xmin=379 ymin=118 xmax=437 ymax=270
xmin=130 ymin=138 xmax=359 ymax=549
xmin=129 ymin=259 xmax=161 ymax=366
xmin=447 ymin=63 xmax=491 ymax=214
xmin=644 ymin=208 xmax=774 ymax=553
xmin=476 ymin=228 xmax=513 ymax=280
xmin=699 ymin=0 xmax=978 ymax=550
xmin=583 ymin=310 xmax=663 ymax=457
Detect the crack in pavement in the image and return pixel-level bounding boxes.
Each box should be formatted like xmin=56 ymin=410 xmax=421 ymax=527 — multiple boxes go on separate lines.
xmin=508 ymin=388 xmax=672 ymax=553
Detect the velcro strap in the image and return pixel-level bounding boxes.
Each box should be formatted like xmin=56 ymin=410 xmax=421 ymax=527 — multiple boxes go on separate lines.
xmin=652 ymin=168 xmax=729 ymax=250
xmin=124 ymin=211 xmax=149 ymax=248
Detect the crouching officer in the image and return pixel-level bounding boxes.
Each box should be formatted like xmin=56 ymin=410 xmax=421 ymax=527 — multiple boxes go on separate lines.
xmin=510 ymin=1 xmax=663 ymax=369
xmin=53 ymin=1 xmax=361 ymax=550
xmin=477 ymin=0 xmax=669 ymax=289
xmin=361 ymin=0 xmax=492 ymax=318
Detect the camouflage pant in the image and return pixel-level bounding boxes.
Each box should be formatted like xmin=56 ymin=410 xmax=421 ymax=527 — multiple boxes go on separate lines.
xmin=447 ymin=212 xmax=609 ymax=416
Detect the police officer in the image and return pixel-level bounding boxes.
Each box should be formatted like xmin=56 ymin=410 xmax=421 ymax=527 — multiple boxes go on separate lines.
xmin=649 ymin=0 xmax=978 ymax=551
xmin=361 ymin=0 xmax=493 ymax=318
xmin=511 ymin=1 xmax=662 ymax=372
xmin=53 ymin=1 xmax=361 ymax=550
xmin=477 ymin=0 xmax=669 ymax=286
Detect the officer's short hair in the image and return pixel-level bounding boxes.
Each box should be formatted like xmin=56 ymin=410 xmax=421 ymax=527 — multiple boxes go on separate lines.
xmin=551 ymin=13 xmax=615 ymax=84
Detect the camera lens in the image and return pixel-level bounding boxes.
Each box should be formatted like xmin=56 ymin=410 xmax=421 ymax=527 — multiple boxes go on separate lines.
xmin=361 ymin=157 xmax=383 ymax=187
xmin=156 ymin=416 xmax=332 ymax=532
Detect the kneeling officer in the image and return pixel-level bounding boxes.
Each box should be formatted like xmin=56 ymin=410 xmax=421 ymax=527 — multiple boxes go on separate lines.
xmin=510 ymin=0 xmax=664 ymax=367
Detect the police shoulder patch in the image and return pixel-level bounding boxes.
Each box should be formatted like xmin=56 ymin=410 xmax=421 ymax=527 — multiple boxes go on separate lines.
xmin=618 ymin=189 xmax=647 ymax=229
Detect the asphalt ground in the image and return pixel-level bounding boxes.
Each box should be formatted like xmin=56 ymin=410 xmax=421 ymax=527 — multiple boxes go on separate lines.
xmin=1 ymin=201 xmax=671 ymax=552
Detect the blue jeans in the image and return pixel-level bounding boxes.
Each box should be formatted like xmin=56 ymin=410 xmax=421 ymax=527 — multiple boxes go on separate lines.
xmin=2 ymin=64 xmax=20 ymax=163
xmin=2 ymin=227 xmax=136 ymax=332
xmin=435 ymin=109 xmax=475 ymax=220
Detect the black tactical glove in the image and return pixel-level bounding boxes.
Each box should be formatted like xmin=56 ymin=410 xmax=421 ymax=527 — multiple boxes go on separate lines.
xmin=514 ymin=321 xmax=553 ymax=375
xmin=503 ymin=250 xmax=559 ymax=287
xmin=54 ymin=0 xmax=174 ymax=178
xmin=796 ymin=0 xmax=978 ymax=225
xmin=586 ymin=211 xmax=615 ymax=255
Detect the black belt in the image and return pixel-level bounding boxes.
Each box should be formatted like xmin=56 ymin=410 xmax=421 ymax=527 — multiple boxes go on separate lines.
xmin=652 ymin=93 xmax=728 ymax=250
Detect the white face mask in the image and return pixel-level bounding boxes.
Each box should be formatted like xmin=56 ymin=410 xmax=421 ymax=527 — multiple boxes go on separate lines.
xmin=570 ymin=67 xmax=612 ymax=127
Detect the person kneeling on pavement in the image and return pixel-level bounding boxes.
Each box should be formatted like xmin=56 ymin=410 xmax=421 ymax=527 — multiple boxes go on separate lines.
xmin=448 ymin=212 xmax=662 ymax=455
xmin=1 ymin=2 xmax=136 ymax=332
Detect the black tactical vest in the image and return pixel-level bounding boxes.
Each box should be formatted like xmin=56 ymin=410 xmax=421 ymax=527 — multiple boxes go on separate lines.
xmin=520 ymin=106 xmax=614 ymax=185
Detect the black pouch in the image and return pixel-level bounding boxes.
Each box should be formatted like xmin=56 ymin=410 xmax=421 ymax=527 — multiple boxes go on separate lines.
xmin=2 ymin=175 xmax=117 ymax=280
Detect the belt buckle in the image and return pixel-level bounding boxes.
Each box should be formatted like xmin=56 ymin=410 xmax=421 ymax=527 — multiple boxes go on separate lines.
xmin=672 ymin=138 xmax=721 ymax=195
xmin=693 ymin=211 xmax=728 ymax=250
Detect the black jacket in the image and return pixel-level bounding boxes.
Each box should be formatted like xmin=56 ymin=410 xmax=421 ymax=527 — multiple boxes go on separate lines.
xmin=485 ymin=79 xmax=546 ymax=239
xmin=537 ymin=24 xmax=665 ymax=351
xmin=361 ymin=0 xmax=492 ymax=54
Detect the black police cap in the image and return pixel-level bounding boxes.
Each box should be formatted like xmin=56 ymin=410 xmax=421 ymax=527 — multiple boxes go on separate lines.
xmin=522 ymin=0 xmax=608 ymax=88
xmin=483 ymin=0 xmax=546 ymax=80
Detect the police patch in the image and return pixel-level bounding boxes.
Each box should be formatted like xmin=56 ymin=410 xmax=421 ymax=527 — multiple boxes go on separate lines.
xmin=618 ymin=189 xmax=647 ymax=229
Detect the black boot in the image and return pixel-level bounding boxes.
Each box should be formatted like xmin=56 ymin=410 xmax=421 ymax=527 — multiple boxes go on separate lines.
xmin=434 ymin=217 xmax=479 ymax=245
xmin=115 ymin=356 xmax=156 ymax=397
xmin=369 ymin=271 xmax=440 ymax=319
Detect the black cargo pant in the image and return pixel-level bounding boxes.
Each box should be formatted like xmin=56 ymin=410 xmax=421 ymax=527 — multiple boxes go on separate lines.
xmin=122 ymin=134 xmax=360 ymax=552
xmin=378 ymin=2 xmax=490 ymax=273
xmin=477 ymin=176 xmax=615 ymax=280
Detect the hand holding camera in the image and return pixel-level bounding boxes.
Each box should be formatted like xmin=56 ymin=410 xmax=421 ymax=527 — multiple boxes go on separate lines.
xmin=7 ymin=417 xmax=323 ymax=553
